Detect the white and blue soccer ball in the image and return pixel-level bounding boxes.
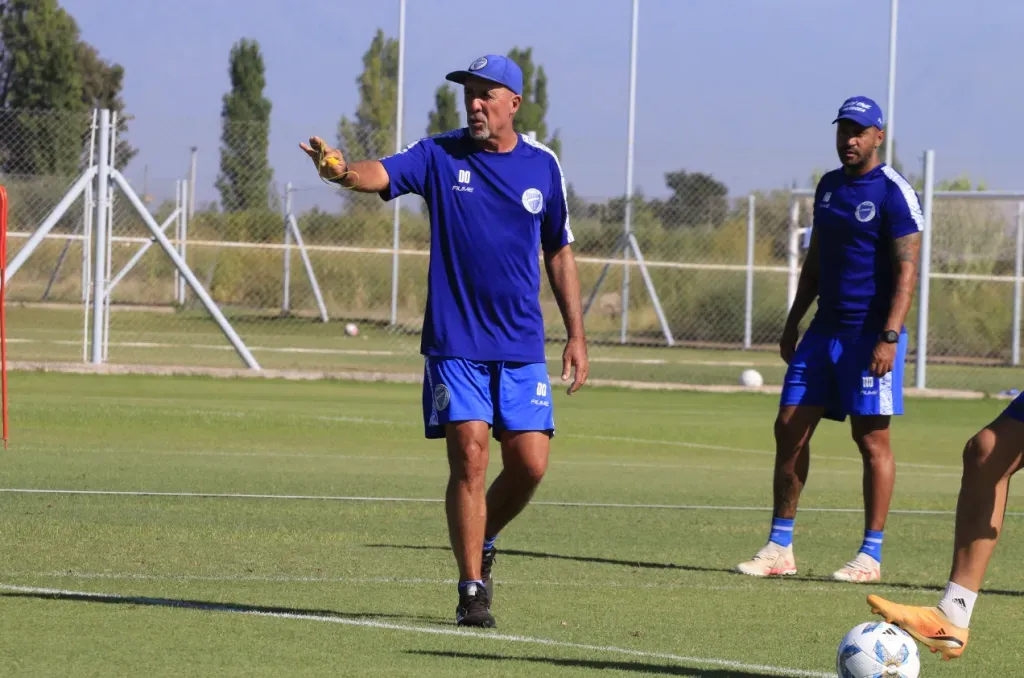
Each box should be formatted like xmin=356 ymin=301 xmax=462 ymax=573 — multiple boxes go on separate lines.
xmin=836 ymin=621 xmax=921 ymax=678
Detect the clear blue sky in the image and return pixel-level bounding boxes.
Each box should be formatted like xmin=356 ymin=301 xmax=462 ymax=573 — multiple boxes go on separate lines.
xmin=61 ymin=0 xmax=1024 ymax=208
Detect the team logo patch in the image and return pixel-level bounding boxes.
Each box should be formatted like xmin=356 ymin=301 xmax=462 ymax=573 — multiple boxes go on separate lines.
xmin=855 ymin=201 xmax=876 ymax=222
xmin=469 ymin=57 xmax=488 ymax=71
xmin=522 ymin=188 xmax=543 ymax=214
xmin=433 ymin=383 xmax=450 ymax=411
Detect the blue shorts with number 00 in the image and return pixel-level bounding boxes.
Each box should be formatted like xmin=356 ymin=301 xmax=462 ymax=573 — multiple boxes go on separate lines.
xmin=422 ymin=357 xmax=555 ymax=440
xmin=779 ymin=325 xmax=908 ymax=422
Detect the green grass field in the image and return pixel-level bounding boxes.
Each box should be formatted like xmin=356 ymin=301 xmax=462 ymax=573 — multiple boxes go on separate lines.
xmin=5 ymin=304 xmax=1022 ymax=396
xmin=2 ymin=372 xmax=1023 ymax=676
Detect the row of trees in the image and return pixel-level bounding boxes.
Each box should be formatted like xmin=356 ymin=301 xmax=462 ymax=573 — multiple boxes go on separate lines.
xmin=215 ymin=30 xmax=565 ymax=213
xmin=0 ymin=0 xmax=134 ymax=176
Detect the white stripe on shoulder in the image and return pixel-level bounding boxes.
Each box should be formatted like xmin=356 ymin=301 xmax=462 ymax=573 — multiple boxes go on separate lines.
xmin=521 ymin=134 xmax=574 ymax=242
xmin=881 ymin=165 xmax=924 ymax=231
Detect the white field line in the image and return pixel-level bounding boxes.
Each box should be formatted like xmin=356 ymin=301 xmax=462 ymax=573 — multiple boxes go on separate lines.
xmin=0 ymin=583 xmax=832 ymax=677
xmin=8 ymin=335 xmax=782 ymax=367
xmin=1 ymin=571 xmax=948 ymax=596
xmin=3 ymin=488 xmax=1013 ymax=517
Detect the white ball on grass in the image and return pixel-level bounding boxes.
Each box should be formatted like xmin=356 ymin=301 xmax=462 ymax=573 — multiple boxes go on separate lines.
xmin=344 ymin=322 xmax=359 ymax=337
xmin=739 ymin=369 xmax=763 ymax=387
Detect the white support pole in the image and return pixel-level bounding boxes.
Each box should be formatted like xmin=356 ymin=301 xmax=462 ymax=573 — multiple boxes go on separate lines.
xmin=283 ymin=182 xmax=292 ymax=314
xmin=744 ymin=194 xmax=755 ymax=349
xmin=627 ymin=233 xmax=674 ymax=345
xmin=110 ymin=169 xmax=261 ymax=370
xmin=173 ymin=180 xmax=182 ymax=303
xmin=102 ymin=114 xmax=117 ymax=362
xmin=288 ymin=214 xmax=329 ymax=323
xmin=389 ymin=0 xmax=407 ymax=327
xmin=178 ymin=181 xmax=189 ymax=305
xmin=885 ymin=0 xmax=899 ymax=167
xmin=5 ymin=168 xmax=96 ymax=283
xmin=91 ymin=110 xmax=111 ymax=364
xmin=1013 ymin=202 xmax=1024 ymax=366
xmin=81 ymin=178 xmax=93 ymax=363
xmin=915 ymin=150 xmax=935 ymax=390
xmin=620 ymin=0 xmax=639 ymax=344
xmin=188 ymin=146 xmax=198 ymax=220
xmin=786 ymin=197 xmax=800 ymax=311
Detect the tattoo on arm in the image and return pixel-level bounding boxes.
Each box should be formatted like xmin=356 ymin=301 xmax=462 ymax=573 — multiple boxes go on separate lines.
xmin=893 ymin=231 xmax=922 ymax=265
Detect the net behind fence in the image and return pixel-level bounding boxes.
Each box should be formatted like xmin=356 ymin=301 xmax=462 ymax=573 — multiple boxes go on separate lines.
xmin=2 ymin=108 xmax=1022 ymax=394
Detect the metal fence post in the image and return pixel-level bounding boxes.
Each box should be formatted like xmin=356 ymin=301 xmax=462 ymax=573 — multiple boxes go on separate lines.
xmin=744 ymin=193 xmax=755 ymax=349
xmin=1014 ymin=202 xmax=1023 ymax=365
xmin=915 ymin=149 xmax=935 ymax=389
xmin=90 ymin=109 xmax=111 ymax=364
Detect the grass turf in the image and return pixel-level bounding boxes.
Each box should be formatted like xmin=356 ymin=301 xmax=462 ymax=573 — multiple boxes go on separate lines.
xmin=1 ymin=372 xmax=1023 ymax=676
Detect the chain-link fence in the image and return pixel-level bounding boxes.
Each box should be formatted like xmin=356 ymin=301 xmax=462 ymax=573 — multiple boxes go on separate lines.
xmin=2 ymin=107 xmax=1022 ymax=395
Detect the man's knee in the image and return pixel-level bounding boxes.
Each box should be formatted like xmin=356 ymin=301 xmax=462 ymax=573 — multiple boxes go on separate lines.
xmin=502 ymin=432 xmax=550 ymax=486
xmin=851 ymin=416 xmax=892 ymax=459
xmin=962 ymin=429 xmax=995 ymax=475
xmin=447 ymin=429 xmax=489 ymax=483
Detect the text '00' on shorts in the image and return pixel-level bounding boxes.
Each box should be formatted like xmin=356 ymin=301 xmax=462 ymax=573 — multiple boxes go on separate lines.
xmin=779 ymin=327 xmax=907 ymax=421
xmin=422 ymin=357 xmax=555 ymax=440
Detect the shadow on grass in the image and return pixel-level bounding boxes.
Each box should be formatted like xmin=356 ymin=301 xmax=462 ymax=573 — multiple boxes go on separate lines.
xmin=1 ymin=589 xmax=450 ymax=625
xmin=408 ymin=650 xmax=813 ymax=678
xmin=367 ymin=543 xmax=1024 ymax=598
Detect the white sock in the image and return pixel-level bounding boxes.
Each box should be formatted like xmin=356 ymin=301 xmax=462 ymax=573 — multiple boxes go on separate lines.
xmin=937 ymin=580 xmax=978 ymax=628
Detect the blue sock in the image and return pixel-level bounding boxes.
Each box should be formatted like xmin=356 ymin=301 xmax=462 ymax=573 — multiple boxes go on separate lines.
xmin=859 ymin=529 xmax=884 ymax=562
xmin=768 ymin=517 xmax=795 ymax=548
xmin=458 ymin=579 xmax=485 ymax=593
xmin=483 ymin=535 xmax=498 ymax=551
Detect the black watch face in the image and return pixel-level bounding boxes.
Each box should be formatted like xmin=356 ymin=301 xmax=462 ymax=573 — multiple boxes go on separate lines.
xmin=884 ymin=331 xmax=898 ymax=342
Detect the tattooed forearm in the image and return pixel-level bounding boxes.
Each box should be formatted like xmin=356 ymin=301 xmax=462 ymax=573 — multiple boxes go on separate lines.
xmin=893 ymin=231 xmax=922 ymax=264
xmin=885 ymin=232 xmax=922 ymax=331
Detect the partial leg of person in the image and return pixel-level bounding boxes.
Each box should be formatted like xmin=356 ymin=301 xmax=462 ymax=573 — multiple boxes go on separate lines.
xmin=833 ymin=330 xmax=907 ymax=583
xmin=479 ymin=362 xmax=554 ymax=601
xmin=832 ymin=414 xmax=892 ymax=582
xmin=423 ymin=357 xmax=497 ymax=627
xmin=868 ymin=396 xmax=1024 ymax=660
xmin=737 ymin=329 xmax=835 ymax=577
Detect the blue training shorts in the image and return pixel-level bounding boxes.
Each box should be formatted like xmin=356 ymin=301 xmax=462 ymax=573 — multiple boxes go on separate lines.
xmin=422 ymin=357 xmax=555 ymax=440
xmin=1002 ymin=392 xmax=1024 ymax=423
xmin=780 ymin=326 xmax=908 ymax=422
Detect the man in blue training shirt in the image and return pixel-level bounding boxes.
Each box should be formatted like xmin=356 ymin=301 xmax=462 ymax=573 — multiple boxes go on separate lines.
xmin=300 ymin=54 xmax=589 ymax=628
xmin=736 ymin=96 xmax=922 ymax=583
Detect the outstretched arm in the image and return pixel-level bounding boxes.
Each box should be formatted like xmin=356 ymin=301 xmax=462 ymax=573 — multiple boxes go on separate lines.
xmin=544 ymin=244 xmax=588 ymax=394
xmin=299 ymin=136 xmax=391 ymax=193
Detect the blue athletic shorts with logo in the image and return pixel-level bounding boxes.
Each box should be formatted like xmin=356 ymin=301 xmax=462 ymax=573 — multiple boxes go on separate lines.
xmin=1002 ymin=392 xmax=1024 ymax=423
xmin=779 ymin=325 xmax=908 ymax=422
xmin=422 ymin=357 xmax=555 ymax=440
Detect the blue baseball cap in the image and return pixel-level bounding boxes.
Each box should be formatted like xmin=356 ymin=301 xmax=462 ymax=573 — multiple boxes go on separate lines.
xmin=833 ymin=96 xmax=885 ymax=129
xmin=445 ymin=54 xmax=523 ymax=96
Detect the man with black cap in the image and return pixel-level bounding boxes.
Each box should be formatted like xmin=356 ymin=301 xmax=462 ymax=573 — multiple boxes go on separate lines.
xmin=299 ymin=54 xmax=588 ymax=628
xmin=735 ymin=96 xmax=923 ymax=584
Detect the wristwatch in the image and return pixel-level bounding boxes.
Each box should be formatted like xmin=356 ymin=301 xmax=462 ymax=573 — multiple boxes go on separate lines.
xmin=881 ymin=329 xmax=899 ymax=344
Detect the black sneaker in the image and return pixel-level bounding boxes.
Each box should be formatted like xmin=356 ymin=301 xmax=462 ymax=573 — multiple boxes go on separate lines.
xmin=455 ymin=582 xmax=495 ymax=628
xmin=481 ymin=547 xmax=497 ymax=603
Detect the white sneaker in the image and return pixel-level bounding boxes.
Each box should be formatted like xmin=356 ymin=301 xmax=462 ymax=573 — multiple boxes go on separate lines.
xmin=832 ymin=552 xmax=881 ymax=583
xmin=736 ymin=542 xmax=797 ymax=577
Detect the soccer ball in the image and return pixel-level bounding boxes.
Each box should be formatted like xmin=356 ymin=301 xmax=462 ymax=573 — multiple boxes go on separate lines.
xmin=344 ymin=322 xmax=359 ymax=337
xmin=739 ymin=368 xmax=763 ymax=387
xmin=836 ymin=621 xmax=921 ymax=678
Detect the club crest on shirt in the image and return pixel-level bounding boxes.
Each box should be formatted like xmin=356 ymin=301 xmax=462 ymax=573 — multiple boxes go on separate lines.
xmin=855 ymin=201 xmax=876 ymax=222
xmin=433 ymin=383 xmax=450 ymax=411
xmin=522 ymin=188 xmax=543 ymax=214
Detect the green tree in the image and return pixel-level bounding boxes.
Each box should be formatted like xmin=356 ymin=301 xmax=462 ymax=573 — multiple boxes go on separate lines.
xmin=654 ymin=170 xmax=729 ymax=229
xmin=215 ymin=37 xmax=273 ymax=213
xmin=76 ymin=41 xmax=135 ymax=169
xmin=426 ymin=83 xmax=460 ymax=136
xmin=0 ymin=0 xmax=85 ymax=176
xmin=506 ymin=46 xmax=560 ymax=157
xmin=337 ymin=28 xmax=398 ymax=213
